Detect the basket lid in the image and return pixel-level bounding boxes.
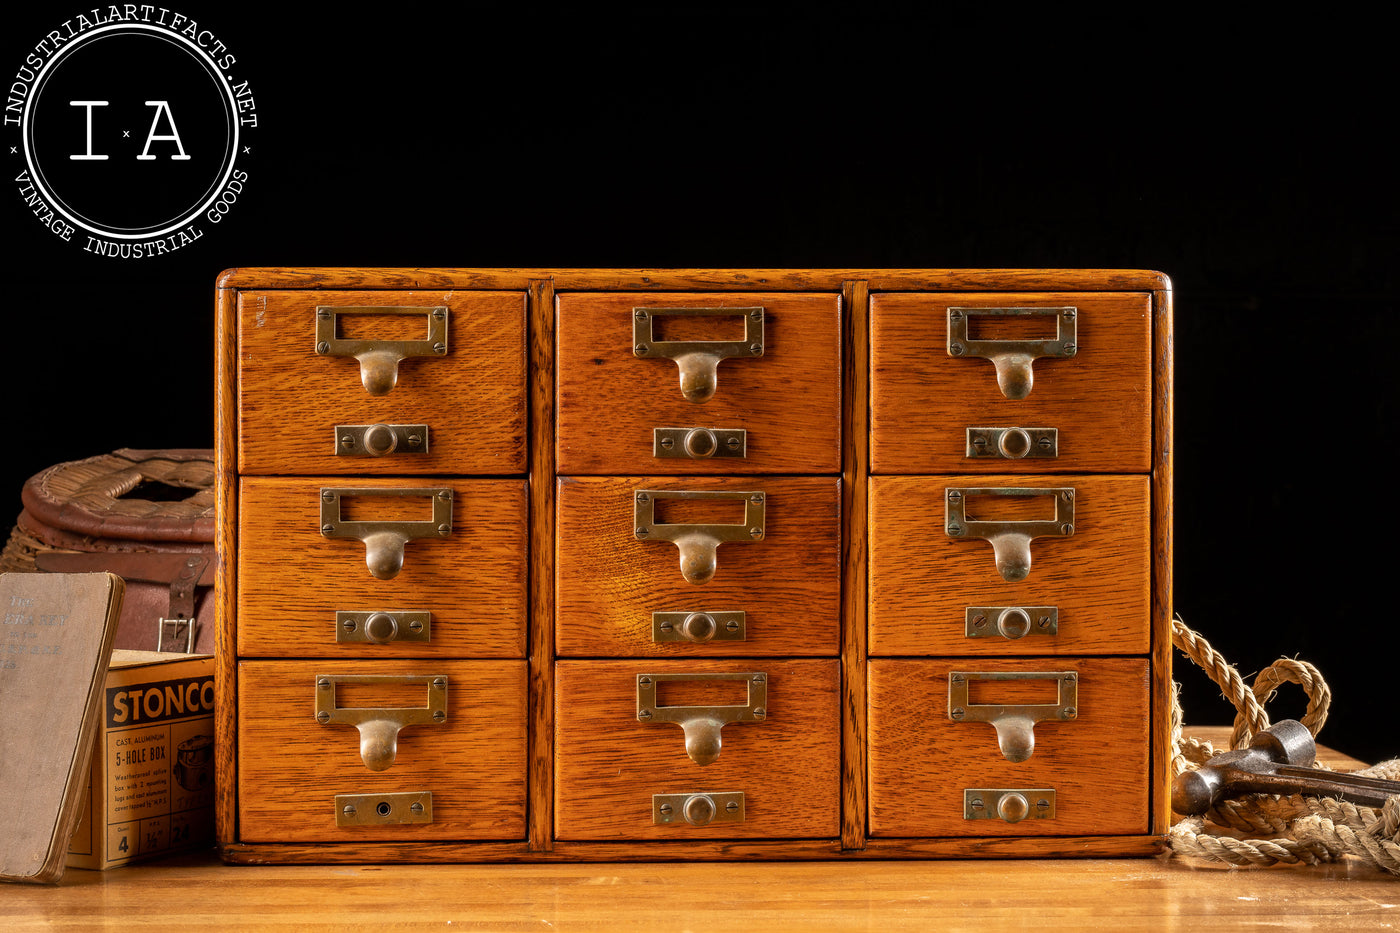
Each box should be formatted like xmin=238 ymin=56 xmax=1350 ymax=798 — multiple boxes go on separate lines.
xmin=19 ymin=449 xmax=215 ymax=545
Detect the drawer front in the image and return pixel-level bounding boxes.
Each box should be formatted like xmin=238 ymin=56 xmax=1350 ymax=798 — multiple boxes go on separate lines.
xmin=555 ymin=659 xmax=840 ymax=840
xmin=868 ymin=474 xmax=1149 ymax=656
xmin=237 ymin=660 xmax=527 ymax=842
xmin=868 ymin=658 xmax=1150 ymax=837
xmin=237 ymin=290 xmax=527 ymax=476
xmin=870 ymin=292 xmax=1151 ymax=474
xmin=555 ymin=477 xmax=841 ymax=657
xmin=237 ymin=477 xmax=527 ymax=658
xmin=556 ymin=293 xmax=842 ymax=474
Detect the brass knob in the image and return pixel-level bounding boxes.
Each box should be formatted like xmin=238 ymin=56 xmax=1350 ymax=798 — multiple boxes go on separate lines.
xmin=682 ymin=612 xmax=718 ymax=642
xmin=997 ymin=792 xmax=1031 ymax=823
xmin=997 ymin=608 xmax=1032 ymax=640
xmin=684 ymin=428 xmax=719 ymax=458
xmin=998 ymin=427 xmax=1032 ymax=459
xmin=363 ymin=424 xmax=398 ymax=457
xmin=363 ymin=612 xmax=399 ymax=644
xmin=684 ymin=794 xmax=716 ymax=826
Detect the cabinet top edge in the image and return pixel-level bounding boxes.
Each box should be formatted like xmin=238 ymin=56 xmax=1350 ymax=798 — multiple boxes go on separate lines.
xmin=215 ymin=268 xmax=1172 ymax=293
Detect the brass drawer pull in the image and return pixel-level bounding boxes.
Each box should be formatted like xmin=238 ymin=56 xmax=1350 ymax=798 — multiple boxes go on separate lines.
xmin=315 ymin=305 xmax=448 ymax=396
xmin=964 ymin=788 xmax=1056 ymax=823
xmin=633 ymin=307 xmax=764 ymax=403
xmin=653 ymin=427 xmax=748 ymax=460
xmin=336 ymin=791 xmax=434 ymax=826
xmin=965 ymin=606 xmax=1058 ymax=640
xmin=320 ymin=487 xmax=453 ymax=580
xmin=634 ymin=489 xmax=765 ymax=585
xmin=653 ymin=792 xmax=745 ymax=827
xmin=944 ymin=487 xmax=1074 ymax=582
xmin=636 ymin=672 xmax=767 ymax=766
xmin=653 ymin=610 xmax=747 ymax=644
xmin=948 ymin=671 xmax=1078 ymax=762
xmin=335 ymin=610 xmax=432 ymax=645
xmin=965 ymin=427 xmax=1058 ymax=460
xmin=335 ymin=423 xmax=430 ymax=458
xmin=315 ymin=674 xmax=448 ymax=772
xmin=947 ymin=307 xmax=1077 ymax=400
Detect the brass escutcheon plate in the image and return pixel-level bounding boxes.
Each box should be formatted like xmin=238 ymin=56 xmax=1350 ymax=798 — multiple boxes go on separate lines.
xmin=335 ymin=791 xmax=434 ymax=827
xmin=963 ymin=788 xmax=1056 ymax=823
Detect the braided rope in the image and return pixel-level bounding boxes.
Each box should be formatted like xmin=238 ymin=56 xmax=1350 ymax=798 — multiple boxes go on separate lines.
xmin=1169 ymin=616 xmax=1399 ymax=877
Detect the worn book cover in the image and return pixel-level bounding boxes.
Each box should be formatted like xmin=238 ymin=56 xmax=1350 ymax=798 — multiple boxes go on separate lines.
xmin=0 ymin=572 xmax=124 ymax=884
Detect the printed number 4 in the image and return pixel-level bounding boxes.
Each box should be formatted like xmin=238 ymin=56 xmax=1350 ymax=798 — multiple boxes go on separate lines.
xmin=118 ymin=835 xmax=129 ymax=853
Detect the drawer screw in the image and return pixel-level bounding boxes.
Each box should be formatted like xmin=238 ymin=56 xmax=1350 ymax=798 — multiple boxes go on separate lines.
xmin=950 ymin=310 xmax=964 ymax=320
xmin=1063 ymin=310 xmax=1075 ymax=320
xmin=659 ymin=803 xmax=673 ymax=816
xmin=725 ymin=620 xmax=740 ymax=633
xmin=437 ymin=523 xmax=451 ymax=535
xmin=969 ymin=796 xmax=985 ymax=811
xmin=750 ymin=493 xmax=764 ymax=502
xmin=316 ymin=711 xmax=330 ymax=723
xmin=636 ymin=493 xmax=649 ymax=502
xmin=636 ymin=527 xmax=649 ymax=537
xmin=1064 ymin=673 xmax=1077 ymax=682
xmin=753 ymin=708 xmax=766 ymax=719
xmin=321 ymin=524 xmax=334 ymax=535
xmin=1062 ymin=707 xmax=1077 ymax=719
xmin=947 ymin=524 xmax=963 ymax=536
xmin=726 ymin=801 xmax=740 ymax=813
xmin=750 ymin=310 xmax=761 ymax=321
xmin=340 ymin=435 xmax=354 ymax=448
xmin=411 ymin=802 xmax=424 ymax=814
xmin=407 ymin=434 xmax=422 ymax=447
xmin=639 ymin=677 xmax=652 ymax=686
xmin=1038 ymin=437 xmax=1053 ymax=450
xmin=749 ymin=343 xmax=761 ymax=354
xmin=972 ymin=615 xmax=987 ymax=628
xmin=316 ymin=341 xmax=330 ymax=355
xmin=408 ymin=620 xmax=424 ymax=633
xmin=1038 ymin=616 xmax=1052 ymax=628
xmin=752 ymin=674 xmax=766 ymax=683
xmin=951 ymin=673 xmax=965 ymax=683
xmin=950 ymin=342 xmax=965 ymax=356
xmin=433 ymin=342 xmax=446 ymax=355
xmin=317 ymin=309 xmax=331 ymax=320
xmin=343 ymin=805 xmax=356 ymax=817
xmin=432 ymin=677 xmax=447 ymax=689
xmin=947 ymin=491 xmax=962 ymax=501
xmin=433 ymin=309 xmax=446 ymax=321
xmin=635 ymin=310 xmax=648 ymax=320
xmin=727 ymin=437 xmax=740 ymax=449
xmin=1062 ymin=342 xmax=1076 ymax=353
xmin=660 ymin=437 xmax=674 ymax=449
xmin=638 ymin=709 xmax=653 ymax=721
xmin=660 ymin=621 xmax=674 ymax=632
xmin=1037 ymin=798 xmax=1051 ymax=811
xmin=1060 ymin=523 xmax=1073 ymax=534
xmin=317 ymin=678 xmax=331 ymax=689
xmin=432 ymin=710 xmax=446 ymax=722
xmin=1061 ymin=490 xmax=1073 ymax=501
xmin=342 ymin=619 xmax=356 ymax=632
xmin=635 ymin=344 xmax=649 ymax=354
xmin=322 ymin=490 xmax=335 ymax=500
xmin=749 ymin=527 xmax=762 ymax=538
xmin=951 ymin=707 xmax=966 ymax=720
xmin=438 ymin=490 xmax=452 ymax=500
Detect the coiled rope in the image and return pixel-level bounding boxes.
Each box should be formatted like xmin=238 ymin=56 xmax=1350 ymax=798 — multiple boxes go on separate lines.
xmin=1169 ymin=616 xmax=1400 ymax=874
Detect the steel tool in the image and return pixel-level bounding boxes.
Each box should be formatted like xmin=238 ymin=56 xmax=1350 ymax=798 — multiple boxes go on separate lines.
xmin=1172 ymin=719 xmax=1400 ymax=815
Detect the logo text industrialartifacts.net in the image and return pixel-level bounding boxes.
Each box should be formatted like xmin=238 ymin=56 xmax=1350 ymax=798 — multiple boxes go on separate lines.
xmin=7 ymin=7 xmax=257 ymax=258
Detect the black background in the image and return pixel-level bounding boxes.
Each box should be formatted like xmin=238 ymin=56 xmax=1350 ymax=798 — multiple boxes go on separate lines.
xmin=3 ymin=6 xmax=1395 ymax=764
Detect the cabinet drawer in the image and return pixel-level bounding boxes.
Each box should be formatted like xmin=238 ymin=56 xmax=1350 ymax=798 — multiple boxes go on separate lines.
xmin=237 ymin=660 xmax=527 ymax=842
xmin=868 ymin=658 xmax=1149 ymax=837
xmin=556 ymin=293 xmax=841 ymax=474
xmin=237 ymin=477 xmax=527 ymax=658
xmin=868 ymin=474 xmax=1149 ymax=656
xmin=556 ymin=477 xmax=840 ymax=657
xmin=237 ymin=290 xmax=527 ymax=475
xmin=555 ymin=659 xmax=840 ymax=840
xmin=870 ymin=292 xmax=1151 ymax=474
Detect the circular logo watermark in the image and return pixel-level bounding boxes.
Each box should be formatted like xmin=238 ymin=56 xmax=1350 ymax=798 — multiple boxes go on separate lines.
xmin=7 ymin=8 xmax=256 ymax=258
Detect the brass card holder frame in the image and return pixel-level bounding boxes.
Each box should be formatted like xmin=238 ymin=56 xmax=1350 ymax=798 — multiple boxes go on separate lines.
xmin=636 ymin=672 xmax=767 ymax=766
xmin=315 ymin=673 xmax=448 ymax=772
xmin=947 ymin=307 xmax=1077 ymax=400
xmin=320 ymin=487 xmax=453 ymax=580
xmin=948 ymin=670 xmax=1078 ymax=763
xmin=634 ymin=489 xmax=765 ymax=585
xmin=315 ymin=305 xmax=448 ymax=396
xmin=944 ymin=487 xmax=1074 ymax=582
xmin=633 ymin=307 xmax=764 ymax=403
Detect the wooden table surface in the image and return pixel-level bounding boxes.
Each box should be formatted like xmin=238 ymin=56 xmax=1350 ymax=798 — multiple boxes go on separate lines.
xmin=6 ymin=730 xmax=1395 ymax=930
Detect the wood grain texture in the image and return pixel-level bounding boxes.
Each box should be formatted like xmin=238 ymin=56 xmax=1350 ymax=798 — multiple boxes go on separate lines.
xmin=871 ymin=292 xmax=1152 ymax=474
xmin=218 ymin=267 xmax=1173 ymax=293
xmin=1151 ymin=287 xmax=1175 ymax=835
xmin=556 ymin=292 xmax=842 ymax=474
xmin=237 ymin=477 xmax=527 ymax=658
xmin=555 ymin=477 xmax=841 ymax=656
xmin=554 ymin=659 xmax=840 ymax=840
xmin=868 ymin=658 xmax=1150 ymax=837
xmin=840 ymin=280 xmax=868 ymax=851
xmin=237 ymin=660 xmax=526 ymax=843
xmin=527 ymin=279 xmax=555 ymax=851
xmin=868 ymin=474 xmax=1150 ymax=656
xmin=214 ymin=284 xmax=239 ymax=847
xmin=237 ymin=289 xmax=526 ymax=476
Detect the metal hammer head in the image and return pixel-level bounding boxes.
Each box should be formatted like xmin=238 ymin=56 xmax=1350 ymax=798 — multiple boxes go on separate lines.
xmin=1171 ymin=719 xmax=1317 ymax=816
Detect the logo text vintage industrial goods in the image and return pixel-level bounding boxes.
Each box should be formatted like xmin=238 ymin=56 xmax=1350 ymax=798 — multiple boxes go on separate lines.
xmin=6 ymin=6 xmax=257 ymax=258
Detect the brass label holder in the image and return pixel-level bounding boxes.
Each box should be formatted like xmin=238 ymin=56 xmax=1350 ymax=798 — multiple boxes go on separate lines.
xmin=964 ymin=788 xmax=1056 ymax=823
xmin=947 ymin=307 xmax=1077 ymax=399
xmin=633 ymin=307 xmax=764 ymax=403
xmin=336 ymin=791 xmax=434 ymax=827
xmin=315 ymin=306 xmax=448 ymax=396
xmin=948 ymin=670 xmax=1078 ymax=763
xmin=315 ymin=673 xmax=448 ymax=772
xmin=335 ymin=424 xmax=430 ymax=458
xmin=653 ymin=792 xmax=746 ymax=827
xmin=637 ymin=672 xmax=767 ymax=766
xmin=320 ymin=487 xmax=453 ymax=580
xmin=634 ymin=489 xmax=765 ymax=585
xmin=336 ymin=610 xmax=432 ymax=645
xmin=944 ymin=486 xmax=1074 ymax=582
xmin=652 ymin=610 xmax=747 ymax=644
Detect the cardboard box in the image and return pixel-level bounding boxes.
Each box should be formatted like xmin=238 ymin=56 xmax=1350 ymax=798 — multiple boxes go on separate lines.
xmin=66 ymin=650 xmax=215 ymax=870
